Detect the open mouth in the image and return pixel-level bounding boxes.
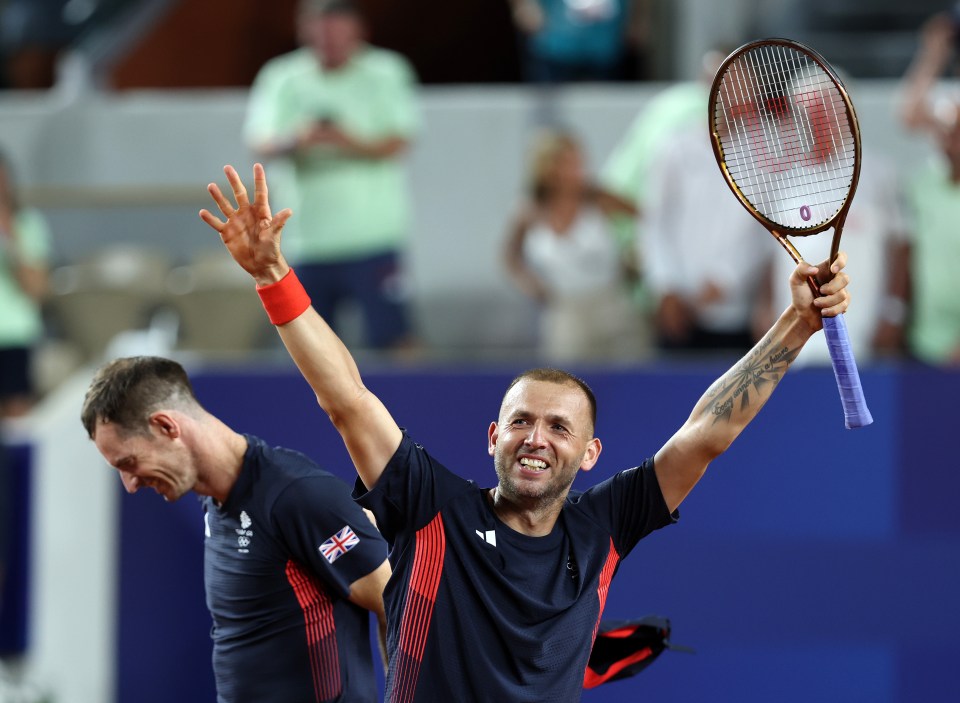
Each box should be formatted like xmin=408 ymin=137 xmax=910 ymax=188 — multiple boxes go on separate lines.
xmin=519 ymin=457 xmax=548 ymax=473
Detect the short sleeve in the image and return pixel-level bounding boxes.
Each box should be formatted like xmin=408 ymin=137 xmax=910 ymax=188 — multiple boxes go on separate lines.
xmin=373 ymin=54 xmax=420 ymax=139
xmin=352 ymin=433 xmax=471 ymax=542
xmin=576 ymin=458 xmax=677 ymax=559
xmin=14 ymin=209 xmax=51 ymax=266
xmin=272 ymin=474 xmax=388 ymax=600
xmin=244 ymin=55 xmax=307 ymax=147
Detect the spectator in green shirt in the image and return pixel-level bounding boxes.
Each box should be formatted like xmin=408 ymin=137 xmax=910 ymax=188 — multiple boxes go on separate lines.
xmin=899 ymin=12 xmax=960 ymax=366
xmin=244 ymin=0 xmax=420 ymax=352
xmin=0 ymin=150 xmax=50 ymax=418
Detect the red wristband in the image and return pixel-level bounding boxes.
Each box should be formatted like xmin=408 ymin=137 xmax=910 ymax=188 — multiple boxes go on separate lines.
xmin=256 ymin=268 xmax=311 ymax=326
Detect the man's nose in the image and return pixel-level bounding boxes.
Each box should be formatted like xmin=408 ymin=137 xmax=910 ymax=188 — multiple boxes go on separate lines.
xmin=120 ymin=473 xmax=139 ymax=494
xmin=524 ymin=422 xmax=547 ymax=446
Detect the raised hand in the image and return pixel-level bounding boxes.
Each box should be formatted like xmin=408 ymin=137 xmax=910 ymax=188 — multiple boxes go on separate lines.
xmin=789 ymin=250 xmax=851 ymax=333
xmin=199 ymin=163 xmax=293 ymax=286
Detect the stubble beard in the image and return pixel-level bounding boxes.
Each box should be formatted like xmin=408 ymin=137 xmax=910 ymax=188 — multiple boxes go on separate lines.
xmin=492 ymin=447 xmax=576 ymax=511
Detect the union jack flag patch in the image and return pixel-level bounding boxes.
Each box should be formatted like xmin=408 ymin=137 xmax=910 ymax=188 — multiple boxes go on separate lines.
xmin=319 ymin=525 xmax=360 ymax=564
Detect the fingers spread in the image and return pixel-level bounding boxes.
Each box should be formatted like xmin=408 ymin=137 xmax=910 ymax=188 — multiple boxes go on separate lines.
xmin=252 ymin=162 xmax=272 ymax=218
xmin=207 ymin=183 xmax=235 ymax=218
xmin=199 ymin=209 xmax=225 ymax=232
xmin=273 ymin=207 xmax=293 ymax=231
xmin=224 ymin=165 xmax=250 ymax=207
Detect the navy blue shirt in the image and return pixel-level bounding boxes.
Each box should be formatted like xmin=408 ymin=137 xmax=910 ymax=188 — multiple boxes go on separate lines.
xmin=204 ymin=435 xmax=388 ymax=703
xmin=354 ymin=433 xmax=676 ymax=702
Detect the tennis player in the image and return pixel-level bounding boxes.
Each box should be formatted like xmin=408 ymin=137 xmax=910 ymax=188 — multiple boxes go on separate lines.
xmin=81 ymin=356 xmax=391 ymax=703
xmin=201 ymin=164 xmax=851 ymax=702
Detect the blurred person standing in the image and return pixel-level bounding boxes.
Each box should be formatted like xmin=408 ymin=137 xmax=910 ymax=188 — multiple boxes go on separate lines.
xmin=503 ymin=128 xmax=643 ymax=363
xmin=899 ymin=11 xmax=960 ymax=366
xmin=0 ymin=151 xmax=50 ymax=418
xmin=600 ymin=47 xmax=725 ymax=213
xmin=508 ymin=0 xmax=651 ymax=83
xmin=641 ymin=119 xmax=772 ymax=355
xmin=0 ymin=151 xmax=49 ymax=703
xmin=244 ymin=0 xmax=419 ymax=353
xmin=599 ymin=48 xmax=728 ymax=358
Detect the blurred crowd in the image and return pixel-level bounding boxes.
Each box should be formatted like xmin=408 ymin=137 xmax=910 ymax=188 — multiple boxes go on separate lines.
xmin=2 ymin=0 xmax=960 ymax=426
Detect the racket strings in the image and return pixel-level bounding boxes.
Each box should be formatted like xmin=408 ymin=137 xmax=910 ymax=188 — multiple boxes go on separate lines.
xmin=728 ymin=49 xmax=848 ymax=222
xmin=721 ymin=47 xmax=853 ymax=223
xmin=713 ymin=43 xmax=856 ymax=230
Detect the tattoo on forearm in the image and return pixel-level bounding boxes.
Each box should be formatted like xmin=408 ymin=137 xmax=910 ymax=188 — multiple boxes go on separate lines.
xmin=703 ymin=339 xmax=800 ymax=423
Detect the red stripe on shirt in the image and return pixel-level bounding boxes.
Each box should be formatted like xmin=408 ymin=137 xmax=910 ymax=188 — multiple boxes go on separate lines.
xmin=286 ymin=560 xmax=341 ymax=702
xmin=389 ymin=513 xmax=446 ymax=703
xmin=590 ymin=538 xmax=621 ymax=647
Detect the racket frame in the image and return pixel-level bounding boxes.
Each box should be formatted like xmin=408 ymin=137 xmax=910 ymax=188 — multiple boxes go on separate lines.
xmin=707 ymin=37 xmax=862 ymax=292
xmin=707 ymin=38 xmax=873 ymax=429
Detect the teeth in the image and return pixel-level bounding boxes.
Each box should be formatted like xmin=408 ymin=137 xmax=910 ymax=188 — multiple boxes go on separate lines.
xmin=520 ymin=457 xmax=547 ymax=470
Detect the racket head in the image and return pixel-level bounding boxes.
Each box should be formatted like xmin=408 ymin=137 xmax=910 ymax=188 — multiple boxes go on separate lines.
xmin=708 ymin=38 xmax=861 ymax=238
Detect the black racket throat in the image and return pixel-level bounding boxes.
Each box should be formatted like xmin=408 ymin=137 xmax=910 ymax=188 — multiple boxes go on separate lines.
xmin=772 ymin=216 xmax=847 ymax=297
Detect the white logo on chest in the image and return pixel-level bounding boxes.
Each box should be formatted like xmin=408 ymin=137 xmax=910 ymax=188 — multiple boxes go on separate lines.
xmin=475 ymin=529 xmax=496 ymax=547
xmin=236 ymin=510 xmax=254 ymax=553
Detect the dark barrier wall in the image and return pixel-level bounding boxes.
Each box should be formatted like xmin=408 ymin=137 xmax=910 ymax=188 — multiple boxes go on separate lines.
xmin=0 ymin=442 xmax=31 ymax=655
xmin=116 ymin=363 xmax=960 ymax=703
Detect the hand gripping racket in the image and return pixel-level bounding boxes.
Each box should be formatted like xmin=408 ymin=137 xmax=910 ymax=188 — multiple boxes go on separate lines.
xmin=708 ymin=38 xmax=873 ymax=429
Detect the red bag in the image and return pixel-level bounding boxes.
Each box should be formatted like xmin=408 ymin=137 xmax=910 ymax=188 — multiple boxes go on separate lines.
xmin=584 ymin=616 xmax=693 ymax=689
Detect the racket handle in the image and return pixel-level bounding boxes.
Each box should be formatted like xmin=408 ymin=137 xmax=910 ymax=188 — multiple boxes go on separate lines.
xmin=822 ymin=314 xmax=873 ymax=429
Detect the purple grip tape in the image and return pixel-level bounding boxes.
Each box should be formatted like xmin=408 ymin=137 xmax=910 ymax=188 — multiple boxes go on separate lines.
xmin=822 ymin=314 xmax=873 ymax=429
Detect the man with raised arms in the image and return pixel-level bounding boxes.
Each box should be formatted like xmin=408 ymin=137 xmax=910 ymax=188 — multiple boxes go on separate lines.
xmin=200 ymin=164 xmax=852 ymax=702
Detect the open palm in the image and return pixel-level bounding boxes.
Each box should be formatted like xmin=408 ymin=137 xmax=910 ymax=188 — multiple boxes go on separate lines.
xmin=199 ymin=163 xmax=293 ymax=286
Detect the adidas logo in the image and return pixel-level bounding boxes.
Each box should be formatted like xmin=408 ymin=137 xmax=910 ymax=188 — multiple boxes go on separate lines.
xmin=475 ymin=529 xmax=496 ymax=547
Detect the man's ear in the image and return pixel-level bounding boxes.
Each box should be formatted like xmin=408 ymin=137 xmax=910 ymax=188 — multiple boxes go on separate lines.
xmin=149 ymin=412 xmax=181 ymax=439
xmin=487 ymin=421 xmax=499 ymax=457
xmin=579 ymin=437 xmax=602 ymax=473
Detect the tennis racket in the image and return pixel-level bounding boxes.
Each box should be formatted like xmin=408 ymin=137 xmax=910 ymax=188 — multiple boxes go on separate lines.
xmin=708 ymin=38 xmax=873 ymax=429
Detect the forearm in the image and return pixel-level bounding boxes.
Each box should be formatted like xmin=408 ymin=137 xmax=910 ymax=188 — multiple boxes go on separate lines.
xmin=900 ymin=19 xmax=953 ymax=130
xmin=377 ymin=612 xmax=388 ymax=671
xmin=690 ymin=306 xmax=815 ymax=451
xmin=338 ymin=135 xmax=409 ymax=160
xmin=249 ymin=136 xmax=300 ymax=160
xmin=260 ymin=133 xmax=408 ymax=161
xmin=654 ymin=306 xmax=815 ymax=511
xmin=590 ymin=185 xmax=639 ymax=217
xmin=349 ymin=560 xmax=392 ymax=669
xmin=275 ymin=307 xmax=366 ymax=414
xmin=901 ymin=65 xmax=941 ymax=131
xmin=503 ymin=215 xmax=548 ymax=301
xmin=505 ymin=257 xmax=547 ymax=302
xmin=14 ymin=264 xmax=48 ymax=301
xmin=273 ymin=306 xmax=402 ymax=485
xmin=257 ymin=266 xmax=393 ymax=468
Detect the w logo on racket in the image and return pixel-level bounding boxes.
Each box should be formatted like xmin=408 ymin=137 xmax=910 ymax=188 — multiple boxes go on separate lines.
xmin=726 ymin=91 xmax=836 ymax=174
xmin=319 ymin=525 xmax=360 ymax=564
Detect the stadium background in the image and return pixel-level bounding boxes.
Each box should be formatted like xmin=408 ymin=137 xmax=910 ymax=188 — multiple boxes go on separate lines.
xmin=1 ymin=0 xmax=958 ymax=701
